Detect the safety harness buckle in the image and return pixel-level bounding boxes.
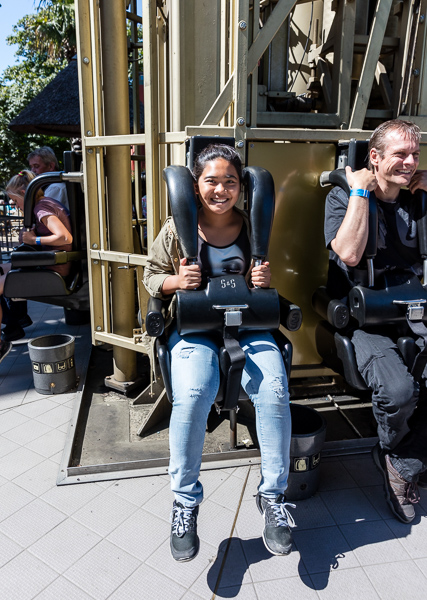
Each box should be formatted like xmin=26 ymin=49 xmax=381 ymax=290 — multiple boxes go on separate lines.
xmin=393 ymin=299 xmax=426 ymax=321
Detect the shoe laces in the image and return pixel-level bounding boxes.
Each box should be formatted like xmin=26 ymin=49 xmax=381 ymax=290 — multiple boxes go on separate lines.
xmin=267 ymin=498 xmax=296 ymax=529
xmin=405 ymin=481 xmax=420 ymax=505
xmin=171 ymin=504 xmax=196 ymax=538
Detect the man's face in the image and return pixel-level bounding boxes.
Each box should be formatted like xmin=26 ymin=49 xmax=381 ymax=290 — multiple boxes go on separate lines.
xmin=370 ymin=130 xmax=420 ymax=190
xmin=29 ymin=157 xmax=55 ymax=175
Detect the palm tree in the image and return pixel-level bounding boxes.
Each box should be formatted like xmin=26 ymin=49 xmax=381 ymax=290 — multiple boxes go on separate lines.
xmin=31 ymin=0 xmax=76 ymax=63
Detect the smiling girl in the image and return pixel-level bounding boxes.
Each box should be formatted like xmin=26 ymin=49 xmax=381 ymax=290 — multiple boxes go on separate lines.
xmin=143 ymin=144 xmax=295 ymax=562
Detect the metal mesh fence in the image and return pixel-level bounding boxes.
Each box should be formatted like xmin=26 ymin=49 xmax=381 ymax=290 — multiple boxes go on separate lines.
xmin=0 ymin=195 xmax=23 ymax=263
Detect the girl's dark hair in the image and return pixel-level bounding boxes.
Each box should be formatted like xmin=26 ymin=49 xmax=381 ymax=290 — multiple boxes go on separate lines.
xmin=192 ymin=143 xmax=243 ymax=182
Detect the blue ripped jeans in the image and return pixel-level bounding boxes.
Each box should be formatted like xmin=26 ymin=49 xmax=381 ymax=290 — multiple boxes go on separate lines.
xmin=167 ymin=327 xmax=291 ymax=507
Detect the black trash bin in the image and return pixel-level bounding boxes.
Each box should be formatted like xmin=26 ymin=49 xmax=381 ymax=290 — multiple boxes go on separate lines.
xmin=286 ymin=403 xmax=327 ymax=501
xmin=28 ymin=334 xmax=76 ymax=395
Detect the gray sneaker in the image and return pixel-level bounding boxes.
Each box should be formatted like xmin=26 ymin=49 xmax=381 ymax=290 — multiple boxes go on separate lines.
xmin=170 ymin=502 xmax=199 ymax=562
xmin=256 ymin=493 xmax=296 ymax=555
xmin=372 ymin=443 xmax=419 ymax=523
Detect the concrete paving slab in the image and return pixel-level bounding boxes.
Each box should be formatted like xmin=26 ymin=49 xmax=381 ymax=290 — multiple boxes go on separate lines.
xmin=106 ymin=507 xmax=169 ymax=562
xmin=34 ymin=576 xmax=97 ymax=600
xmin=319 ymin=487 xmax=382 ymax=524
xmin=311 ymin=567 xmax=380 ymax=599
xmin=28 ymin=517 xmax=102 ymax=574
xmin=340 ymin=519 xmax=411 ymax=565
xmin=0 ymin=551 xmax=58 ymax=600
xmin=364 ymin=560 xmax=427 ymax=600
xmin=62 ymin=540 xmax=141 ymax=600
xmin=71 ymin=489 xmax=139 ymax=537
xmin=293 ymin=526 xmax=360 ymax=574
xmin=0 ymin=497 xmax=66 ymax=547
xmin=254 ymin=575 xmax=320 ymax=599
xmin=107 ymin=563 xmax=187 ymax=599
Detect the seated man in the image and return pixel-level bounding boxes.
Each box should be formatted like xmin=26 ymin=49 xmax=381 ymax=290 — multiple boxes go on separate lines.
xmin=325 ymin=119 xmax=427 ymax=523
xmin=27 ymin=146 xmax=69 ymax=210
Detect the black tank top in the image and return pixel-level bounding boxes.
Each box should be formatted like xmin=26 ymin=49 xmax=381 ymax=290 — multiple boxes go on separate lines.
xmin=197 ymin=221 xmax=251 ymax=288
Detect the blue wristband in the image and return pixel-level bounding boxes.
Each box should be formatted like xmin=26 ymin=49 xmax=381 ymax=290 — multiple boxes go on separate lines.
xmin=349 ymin=188 xmax=370 ymax=198
xmin=36 ymin=237 xmax=41 ymax=246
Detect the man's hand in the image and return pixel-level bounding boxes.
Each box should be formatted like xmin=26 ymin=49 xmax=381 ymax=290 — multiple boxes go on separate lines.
xmin=251 ymin=261 xmax=271 ymax=288
xmin=408 ymin=170 xmax=427 ymax=194
xmin=345 ymin=166 xmax=378 ymax=192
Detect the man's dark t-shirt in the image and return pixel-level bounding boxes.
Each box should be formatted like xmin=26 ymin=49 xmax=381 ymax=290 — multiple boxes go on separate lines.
xmin=324 ymin=186 xmax=422 ymax=298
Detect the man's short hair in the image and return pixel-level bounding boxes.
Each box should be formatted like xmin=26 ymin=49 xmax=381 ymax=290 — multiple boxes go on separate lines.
xmin=368 ymin=119 xmax=421 ymax=169
xmin=27 ymin=146 xmax=59 ymax=170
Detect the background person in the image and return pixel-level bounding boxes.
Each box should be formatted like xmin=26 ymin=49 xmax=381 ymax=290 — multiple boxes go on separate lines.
xmin=144 ymin=144 xmax=296 ymax=562
xmin=27 ymin=146 xmax=69 ymax=210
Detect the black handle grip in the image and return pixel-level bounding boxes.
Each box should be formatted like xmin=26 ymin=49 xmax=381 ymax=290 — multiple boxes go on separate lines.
xmin=162 ymin=166 xmax=198 ymax=261
xmin=417 ymin=189 xmax=427 ymax=260
xmin=320 ymin=168 xmax=350 ymax=195
xmin=243 ymin=166 xmax=275 ymax=259
xmin=365 ymin=194 xmax=378 ymax=260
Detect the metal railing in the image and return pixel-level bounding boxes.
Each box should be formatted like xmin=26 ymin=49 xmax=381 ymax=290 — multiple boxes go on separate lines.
xmin=0 ymin=202 xmax=23 ymax=262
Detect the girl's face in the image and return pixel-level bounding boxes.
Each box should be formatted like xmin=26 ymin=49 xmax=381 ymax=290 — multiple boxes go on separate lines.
xmin=7 ymin=188 xmax=25 ymax=211
xmin=196 ymin=158 xmax=241 ymax=216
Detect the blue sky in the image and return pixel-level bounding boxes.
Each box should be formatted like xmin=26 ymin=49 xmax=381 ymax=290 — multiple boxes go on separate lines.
xmin=0 ymin=0 xmax=39 ymax=74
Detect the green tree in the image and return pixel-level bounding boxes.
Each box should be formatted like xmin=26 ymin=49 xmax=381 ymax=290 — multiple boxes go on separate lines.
xmin=0 ymin=1 xmax=76 ymax=187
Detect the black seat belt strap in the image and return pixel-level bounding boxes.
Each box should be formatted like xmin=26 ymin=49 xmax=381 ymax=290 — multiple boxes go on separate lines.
xmin=406 ymin=318 xmax=427 ymax=382
xmin=222 ymin=326 xmax=246 ymax=410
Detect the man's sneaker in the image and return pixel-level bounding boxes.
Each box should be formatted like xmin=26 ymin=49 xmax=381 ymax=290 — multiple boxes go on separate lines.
xmin=256 ymin=493 xmax=296 ymax=555
xmin=0 ymin=341 xmax=12 ymax=363
xmin=170 ymin=502 xmax=199 ymax=562
xmin=372 ymin=442 xmax=419 ymax=523
xmin=417 ymin=471 xmax=427 ymax=489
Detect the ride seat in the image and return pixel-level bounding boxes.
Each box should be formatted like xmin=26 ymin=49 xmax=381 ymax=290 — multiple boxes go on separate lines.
xmin=4 ymin=151 xmax=88 ymax=310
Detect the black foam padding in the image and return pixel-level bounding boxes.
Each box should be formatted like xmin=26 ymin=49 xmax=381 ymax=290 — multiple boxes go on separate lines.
xmin=334 ymin=332 xmax=369 ymax=391
xmin=162 ymin=165 xmax=198 ymax=260
xmin=10 ymin=251 xmax=65 ymax=268
xmin=145 ymin=296 xmax=166 ymax=337
xmin=24 ymin=172 xmax=63 ymax=229
xmin=312 ymin=286 xmax=349 ymax=329
xmin=176 ymin=274 xmax=280 ymax=336
xmin=347 ymin=140 xmax=369 ymax=171
xmin=349 ymin=273 xmax=427 ymax=327
xmin=4 ymin=269 xmax=71 ymax=298
xmin=243 ymin=166 xmax=275 ymax=259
